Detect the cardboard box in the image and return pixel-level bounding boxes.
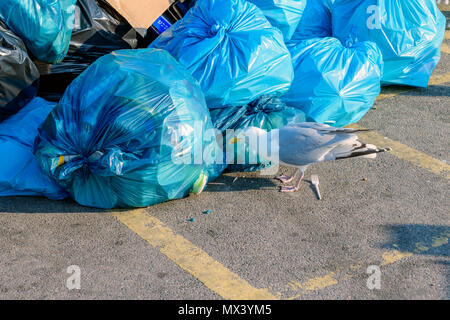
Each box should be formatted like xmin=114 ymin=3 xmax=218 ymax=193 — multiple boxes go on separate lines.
xmin=105 ymin=0 xmax=170 ymax=30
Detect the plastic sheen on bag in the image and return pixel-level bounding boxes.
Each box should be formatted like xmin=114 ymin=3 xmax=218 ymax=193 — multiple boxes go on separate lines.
xmin=0 ymin=98 xmax=68 ymax=200
xmin=38 ymin=0 xmax=141 ymax=101
xmin=290 ymin=0 xmax=334 ymax=41
xmin=211 ymin=95 xmax=306 ymax=172
xmin=283 ymin=37 xmax=383 ymax=128
xmin=0 ymin=21 xmax=40 ymax=120
xmin=247 ymin=0 xmax=307 ymax=41
xmin=34 ymin=49 xmax=222 ymax=209
xmin=0 ymin=0 xmax=77 ymax=63
xmin=150 ymin=0 xmax=294 ymax=109
xmin=332 ymin=0 xmax=446 ymax=87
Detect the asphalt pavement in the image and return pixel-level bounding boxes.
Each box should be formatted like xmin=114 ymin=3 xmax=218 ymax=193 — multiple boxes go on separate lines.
xmin=0 ymin=14 xmax=449 ymax=300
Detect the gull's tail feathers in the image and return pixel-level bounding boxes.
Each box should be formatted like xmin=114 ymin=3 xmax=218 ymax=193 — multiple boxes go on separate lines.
xmin=335 ymin=143 xmax=392 ymax=161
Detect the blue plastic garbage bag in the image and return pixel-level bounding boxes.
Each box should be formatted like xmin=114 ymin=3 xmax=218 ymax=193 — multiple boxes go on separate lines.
xmin=0 ymin=21 xmax=40 ymax=120
xmin=289 ymin=0 xmax=334 ymax=41
xmin=247 ymin=0 xmax=307 ymax=41
xmin=283 ymin=37 xmax=383 ymax=128
xmin=34 ymin=49 xmax=223 ymax=209
xmin=0 ymin=98 xmax=68 ymax=200
xmin=332 ymin=0 xmax=446 ymax=87
xmin=0 ymin=0 xmax=77 ymax=63
xmin=211 ymin=95 xmax=306 ymax=172
xmin=150 ymin=0 xmax=294 ymax=109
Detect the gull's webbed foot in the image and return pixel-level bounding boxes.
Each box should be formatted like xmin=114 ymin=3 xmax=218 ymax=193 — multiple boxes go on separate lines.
xmin=280 ymin=185 xmax=300 ymax=192
xmin=277 ymin=168 xmax=299 ymax=184
xmin=279 ymin=170 xmax=305 ymax=193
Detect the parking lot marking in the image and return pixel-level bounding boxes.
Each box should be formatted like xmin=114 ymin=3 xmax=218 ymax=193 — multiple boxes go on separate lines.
xmin=380 ymin=250 xmax=413 ymax=267
xmin=377 ymin=72 xmax=450 ymax=101
xmin=300 ymin=272 xmax=338 ymax=291
xmin=377 ymin=87 xmax=413 ymax=101
xmin=442 ymin=42 xmax=450 ymax=54
xmin=112 ymin=209 xmax=277 ymax=300
xmin=429 ymin=71 xmax=450 ymax=85
xmin=348 ymin=124 xmax=450 ymax=179
xmin=284 ymin=230 xmax=448 ymax=299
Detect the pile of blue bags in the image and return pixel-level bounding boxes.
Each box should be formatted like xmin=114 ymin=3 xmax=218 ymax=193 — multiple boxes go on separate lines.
xmin=285 ymin=0 xmax=445 ymax=126
xmin=150 ymin=0 xmax=294 ymax=109
xmin=150 ymin=0 xmax=300 ymax=172
xmin=0 ymin=0 xmax=446 ymax=208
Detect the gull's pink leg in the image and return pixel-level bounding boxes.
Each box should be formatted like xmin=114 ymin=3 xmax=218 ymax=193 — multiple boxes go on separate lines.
xmin=277 ymin=168 xmax=299 ymax=184
xmin=280 ymin=170 xmax=305 ymax=193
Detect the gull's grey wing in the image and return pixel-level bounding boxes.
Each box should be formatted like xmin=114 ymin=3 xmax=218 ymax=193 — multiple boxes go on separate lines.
xmin=273 ymin=123 xmax=360 ymax=167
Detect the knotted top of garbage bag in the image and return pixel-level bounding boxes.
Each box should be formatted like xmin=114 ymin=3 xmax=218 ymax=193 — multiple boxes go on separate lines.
xmin=211 ymin=96 xmax=306 ymax=133
xmin=150 ymin=0 xmax=293 ymax=109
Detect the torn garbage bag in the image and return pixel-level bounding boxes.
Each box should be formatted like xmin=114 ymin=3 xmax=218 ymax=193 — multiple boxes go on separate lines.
xmin=211 ymin=96 xmax=306 ymax=172
xmin=38 ymin=0 xmax=141 ymax=101
xmin=247 ymin=0 xmax=307 ymax=41
xmin=0 ymin=0 xmax=77 ymax=63
xmin=0 ymin=21 xmax=40 ymax=120
xmin=283 ymin=37 xmax=383 ymax=128
xmin=34 ymin=49 xmax=222 ymax=209
xmin=0 ymin=98 xmax=67 ymax=200
xmin=150 ymin=0 xmax=293 ymax=109
xmin=290 ymin=0 xmax=333 ymax=41
xmin=332 ymin=0 xmax=446 ymax=87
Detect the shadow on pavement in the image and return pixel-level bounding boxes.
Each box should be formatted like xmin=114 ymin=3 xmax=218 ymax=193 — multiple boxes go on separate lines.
xmin=0 ymin=173 xmax=279 ymax=213
xmin=381 ymin=224 xmax=450 ymax=257
xmin=0 ymin=196 xmax=104 ymax=214
xmin=205 ymin=174 xmax=278 ymax=193
xmin=404 ymin=85 xmax=450 ymax=97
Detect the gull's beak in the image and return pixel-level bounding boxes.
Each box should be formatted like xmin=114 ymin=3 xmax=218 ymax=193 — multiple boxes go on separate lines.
xmin=230 ymin=137 xmax=240 ymax=144
xmin=56 ymin=155 xmax=65 ymax=168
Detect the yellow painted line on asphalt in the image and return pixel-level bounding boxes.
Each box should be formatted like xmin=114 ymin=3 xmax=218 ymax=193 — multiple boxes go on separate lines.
xmin=286 ymin=272 xmax=338 ymax=294
xmin=442 ymin=42 xmax=450 ymax=54
xmin=428 ymin=71 xmax=450 ymax=85
xmin=380 ymin=250 xmax=413 ymax=267
xmin=431 ymin=236 xmax=448 ymax=247
xmin=376 ymin=72 xmax=450 ymax=101
xmin=284 ymin=230 xmax=449 ymax=299
xmin=348 ymin=124 xmax=450 ymax=179
xmin=112 ymin=209 xmax=277 ymax=300
xmin=302 ymin=272 xmax=338 ymax=290
xmin=376 ymin=87 xmax=412 ymax=101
